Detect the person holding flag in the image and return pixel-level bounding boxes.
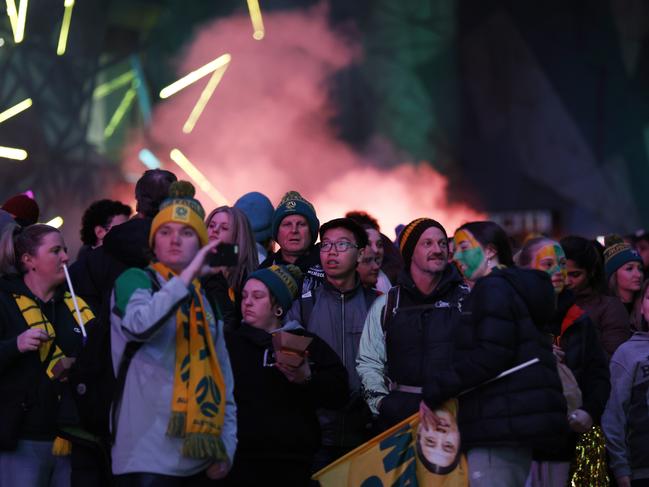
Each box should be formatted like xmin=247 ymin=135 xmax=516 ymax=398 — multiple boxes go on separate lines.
xmin=423 ymin=221 xmax=568 ymax=486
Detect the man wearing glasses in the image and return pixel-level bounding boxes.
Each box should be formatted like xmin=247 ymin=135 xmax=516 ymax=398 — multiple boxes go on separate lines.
xmin=287 ymin=217 xmax=379 ymax=472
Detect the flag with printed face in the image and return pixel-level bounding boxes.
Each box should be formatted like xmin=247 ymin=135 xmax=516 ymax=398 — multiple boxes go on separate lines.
xmin=313 ymin=399 xmax=468 ymax=487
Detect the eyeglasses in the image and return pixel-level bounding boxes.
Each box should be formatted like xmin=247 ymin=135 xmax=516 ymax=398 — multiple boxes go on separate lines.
xmin=320 ymin=240 xmax=359 ymax=252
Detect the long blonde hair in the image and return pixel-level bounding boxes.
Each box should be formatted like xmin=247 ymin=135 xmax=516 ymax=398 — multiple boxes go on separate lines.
xmin=205 ymin=206 xmax=258 ymax=292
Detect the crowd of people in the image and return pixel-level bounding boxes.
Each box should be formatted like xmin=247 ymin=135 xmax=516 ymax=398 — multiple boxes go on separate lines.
xmin=0 ymin=168 xmax=647 ymax=487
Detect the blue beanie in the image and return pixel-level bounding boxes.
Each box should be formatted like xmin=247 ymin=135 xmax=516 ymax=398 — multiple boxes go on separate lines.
xmin=247 ymin=264 xmax=302 ymax=314
xmin=271 ymin=191 xmax=319 ymax=244
xmin=603 ymin=234 xmax=643 ymax=280
xmin=234 ymin=191 xmax=274 ymax=243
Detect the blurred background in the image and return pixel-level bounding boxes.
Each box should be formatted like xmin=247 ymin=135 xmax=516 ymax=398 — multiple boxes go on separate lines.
xmin=0 ymin=0 xmax=648 ymax=256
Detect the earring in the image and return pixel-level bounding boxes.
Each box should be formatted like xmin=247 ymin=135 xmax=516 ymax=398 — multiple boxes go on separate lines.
xmin=274 ymin=307 xmax=283 ymax=317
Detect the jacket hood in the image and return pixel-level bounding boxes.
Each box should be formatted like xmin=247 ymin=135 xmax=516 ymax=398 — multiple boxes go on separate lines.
xmin=628 ymin=331 xmax=649 ymax=342
xmin=397 ymin=262 xmax=465 ymax=301
xmin=0 ymin=274 xmax=66 ymax=301
xmin=237 ymin=320 xmax=305 ymax=348
xmin=103 ymin=217 xmax=152 ymax=268
xmin=490 ymin=267 xmax=555 ymax=327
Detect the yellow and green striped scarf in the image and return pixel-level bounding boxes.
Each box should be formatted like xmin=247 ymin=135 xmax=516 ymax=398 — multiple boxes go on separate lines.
xmin=149 ymin=262 xmax=227 ymax=460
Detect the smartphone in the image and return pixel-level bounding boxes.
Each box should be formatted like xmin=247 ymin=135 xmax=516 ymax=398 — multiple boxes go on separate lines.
xmin=208 ymin=243 xmax=239 ymax=267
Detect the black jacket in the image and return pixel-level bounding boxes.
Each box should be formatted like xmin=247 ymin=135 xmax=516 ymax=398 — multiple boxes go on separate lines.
xmin=424 ymin=267 xmax=569 ymax=451
xmin=202 ymin=272 xmax=238 ymax=332
xmin=260 ymin=246 xmax=324 ymax=295
xmin=224 ymin=322 xmax=348 ymax=464
xmin=378 ymin=264 xmax=470 ymax=429
xmin=533 ymin=290 xmax=611 ymax=461
xmin=0 ymin=276 xmax=84 ymax=443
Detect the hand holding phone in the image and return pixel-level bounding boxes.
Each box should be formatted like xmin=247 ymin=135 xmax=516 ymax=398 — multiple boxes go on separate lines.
xmin=208 ymin=243 xmax=239 ymax=267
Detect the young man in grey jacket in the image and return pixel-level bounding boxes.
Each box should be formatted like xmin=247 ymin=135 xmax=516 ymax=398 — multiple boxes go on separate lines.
xmin=286 ymin=217 xmax=378 ymax=472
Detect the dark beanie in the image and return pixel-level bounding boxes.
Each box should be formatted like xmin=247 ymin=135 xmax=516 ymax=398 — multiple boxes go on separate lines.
xmin=604 ymin=234 xmax=642 ymax=280
xmin=398 ymin=218 xmax=447 ymax=267
xmin=271 ymin=191 xmax=319 ymax=244
xmin=247 ymin=264 xmax=302 ymax=314
xmin=2 ymin=194 xmax=39 ymax=226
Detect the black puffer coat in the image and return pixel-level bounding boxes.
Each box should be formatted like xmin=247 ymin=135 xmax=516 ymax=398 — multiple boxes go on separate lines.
xmin=424 ymin=267 xmax=569 ymax=452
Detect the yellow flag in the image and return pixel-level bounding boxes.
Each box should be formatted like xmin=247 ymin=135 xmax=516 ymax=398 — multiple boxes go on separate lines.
xmin=313 ymin=400 xmax=468 ymax=487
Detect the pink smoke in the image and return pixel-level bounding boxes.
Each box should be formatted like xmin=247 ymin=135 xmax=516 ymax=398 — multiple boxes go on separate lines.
xmin=122 ymin=3 xmax=483 ymax=235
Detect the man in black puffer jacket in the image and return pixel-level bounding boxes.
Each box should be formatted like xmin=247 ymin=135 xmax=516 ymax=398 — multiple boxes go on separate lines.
xmin=423 ymin=266 xmax=568 ymax=486
xmin=357 ymin=218 xmax=470 ymax=431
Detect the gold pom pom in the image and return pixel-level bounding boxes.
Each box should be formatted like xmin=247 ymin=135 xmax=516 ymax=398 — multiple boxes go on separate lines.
xmin=169 ymin=181 xmax=196 ymax=199
xmin=604 ymin=234 xmax=624 ymax=249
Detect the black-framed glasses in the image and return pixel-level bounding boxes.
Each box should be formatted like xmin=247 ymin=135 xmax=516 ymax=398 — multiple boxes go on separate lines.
xmin=320 ymin=240 xmax=359 ymax=252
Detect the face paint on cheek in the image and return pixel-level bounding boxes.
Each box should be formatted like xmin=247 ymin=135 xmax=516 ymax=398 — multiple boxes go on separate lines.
xmin=453 ymin=230 xmax=485 ymax=279
xmin=454 ymin=247 xmax=485 ymax=279
xmin=534 ymin=243 xmax=567 ymax=292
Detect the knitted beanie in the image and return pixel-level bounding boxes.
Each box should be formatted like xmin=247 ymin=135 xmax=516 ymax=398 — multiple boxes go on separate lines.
xmin=2 ymin=194 xmax=39 ymax=226
xmin=398 ymin=218 xmax=447 ymax=267
xmin=271 ymin=191 xmax=319 ymax=244
xmin=603 ymin=234 xmax=642 ymax=280
xmin=149 ymin=181 xmax=208 ymax=246
xmin=234 ymin=191 xmax=274 ymax=243
xmin=247 ymin=264 xmax=302 ymax=313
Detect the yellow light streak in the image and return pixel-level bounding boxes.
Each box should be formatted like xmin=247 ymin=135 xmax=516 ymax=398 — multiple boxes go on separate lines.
xmin=46 ymin=216 xmax=63 ymax=228
xmin=159 ymin=53 xmax=231 ymax=99
xmin=56 ymin=0 xmax=75 ymax=56
xmin=15 ymin=0 xmax=27 ymax=43
xmin=182 ymin=63 xmax=229 ymax=134
xmin=247 ymin=0 xmax=265 ymax=40
xmin=0 ymin=146 xmax=27 ymax=160
xmin=5 ymin=0 xmax=18 ymax=41
xmin=169 ymin=149 xmax=228 ymax=206
xmin=0 ymin=98 xmax=32 ymax=124
xmin=93 ymin=70 xmax=135 ymax=99
xmin=104 ymin=82 xmax=137 ymax=138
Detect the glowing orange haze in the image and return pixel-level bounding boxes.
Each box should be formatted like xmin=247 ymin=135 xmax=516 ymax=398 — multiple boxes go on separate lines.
xmin=122 ymin=4 xmax=484 ymax=237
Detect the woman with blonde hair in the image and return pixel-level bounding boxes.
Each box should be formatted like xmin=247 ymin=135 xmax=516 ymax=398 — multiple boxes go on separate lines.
xmin=203 ymin=206 xmax=258 ymax=330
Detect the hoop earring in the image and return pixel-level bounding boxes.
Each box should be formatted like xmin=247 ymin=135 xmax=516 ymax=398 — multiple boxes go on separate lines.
xmin=274 ymin=307 xmax=283 ymax=317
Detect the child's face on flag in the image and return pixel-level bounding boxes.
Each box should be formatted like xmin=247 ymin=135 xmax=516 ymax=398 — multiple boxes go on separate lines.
xmin=417 ymin=409 xmax=460 ymax=468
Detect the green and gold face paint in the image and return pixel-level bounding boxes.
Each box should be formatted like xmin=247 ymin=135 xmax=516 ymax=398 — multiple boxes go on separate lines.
xmin=453 ymin=229 xmax=485 ymax=280
xmin=532 ymin=243 xmax=567 ymax=293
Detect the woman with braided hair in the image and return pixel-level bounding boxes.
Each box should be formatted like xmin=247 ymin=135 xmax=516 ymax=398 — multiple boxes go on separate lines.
xmin=0 ymin=223 xmax=93 ymax=486
xmin=110 ymin=181 xmax=237 ymax=486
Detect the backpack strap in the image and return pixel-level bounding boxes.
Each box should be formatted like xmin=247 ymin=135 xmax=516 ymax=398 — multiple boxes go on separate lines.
xmin=381 ymin=285 xmax=400 ymax=333
xmin=110 ymin=267 xmax=162 ymax=445
xmin=299 ymin=290 xmax=316 ymax=329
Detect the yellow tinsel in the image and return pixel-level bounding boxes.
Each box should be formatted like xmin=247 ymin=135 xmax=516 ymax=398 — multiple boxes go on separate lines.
xmin=569 ymin=425 xmax=609 ymax=486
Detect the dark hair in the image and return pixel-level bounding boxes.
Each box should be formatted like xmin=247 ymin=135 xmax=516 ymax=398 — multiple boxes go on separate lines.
xmin=560 ymin=235 xmax=605 ymax=293
xmin=80 ymin=199 xmax=132 ymax=246
xmin=631 ymin=279 xmax=649 ymax=332
xmin=415 ymin=430 xmax=461 ymax=475
xmin=0 ymin=223 xmax=60 ymax=275
xmin=319 ymin=218 xmax=369 ymax=249
xmin=135 ymin=169 xmax=177 ymax=218
xmin=457 ymin=221 xmax=514 ymax=267
xmin=345 ymin=211 xmax=380 ymax=231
